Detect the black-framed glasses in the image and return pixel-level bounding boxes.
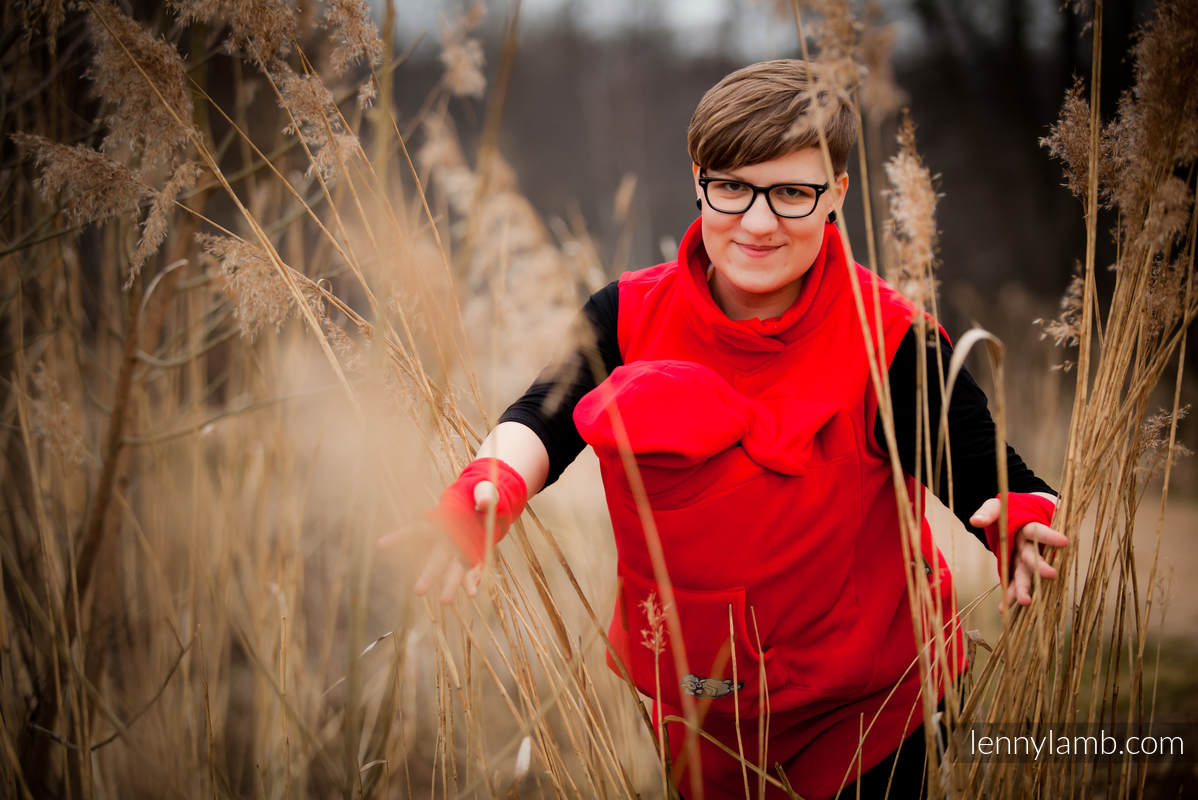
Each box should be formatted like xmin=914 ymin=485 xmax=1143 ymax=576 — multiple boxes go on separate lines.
xmin=698 ymin=171 xmax=829 ymax=219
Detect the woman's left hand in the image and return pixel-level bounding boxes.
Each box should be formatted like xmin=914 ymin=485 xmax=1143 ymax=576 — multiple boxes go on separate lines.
xmin=969 ymin=493 xmax=1069 ymax=610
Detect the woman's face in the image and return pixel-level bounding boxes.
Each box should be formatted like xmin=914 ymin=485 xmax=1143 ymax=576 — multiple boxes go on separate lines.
xmin=694 ymin=147 xmax=848 ymax=320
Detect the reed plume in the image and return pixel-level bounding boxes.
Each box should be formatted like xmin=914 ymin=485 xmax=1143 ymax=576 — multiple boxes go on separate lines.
xmin=169 ymin=0 xmax=295 ymax=63
xmin=87 ymin=1 xmax=194 ymax=171
xmin=323 ymin=0 xmax=383 ymax=76
xmin=11 ymin=133 xmax=143 ymax=226
xmin=883 ymin=113 xmax=939 ymax=310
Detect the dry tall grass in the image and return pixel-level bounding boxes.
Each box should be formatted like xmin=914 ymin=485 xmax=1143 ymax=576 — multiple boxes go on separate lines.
xmin=1 ymin=1 xmax=1194 ymax=799
xmin=3 ymin=2 xmax=647 ymax=797
xmin=947 ymin=2 xmax=1198 ymax=797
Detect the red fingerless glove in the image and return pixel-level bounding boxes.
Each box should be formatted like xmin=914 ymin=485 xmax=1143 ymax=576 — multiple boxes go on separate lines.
xmin=984 ymin=492 xmax=1056 ymax=580
xmin=430 ymin=457 xmax=528 ymax=566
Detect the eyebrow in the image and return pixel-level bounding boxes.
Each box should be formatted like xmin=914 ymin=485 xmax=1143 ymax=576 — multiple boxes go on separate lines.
xmin=705 ymin=171 xmax=825 ymax=185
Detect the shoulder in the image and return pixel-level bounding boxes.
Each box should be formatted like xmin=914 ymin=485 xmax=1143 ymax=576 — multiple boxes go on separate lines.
xmin=852 ymin=263 xmax=918 ymax=315
xmin=615 ymin=260 xmax=687 ymax=311
xmin=841 ymin=263 xmax=951 ymax=372
xmin=850 ymin=262 xmax=945 ymax=336
xmin=618 ymin=259 xmax=680 ymax=288
xmin=612 ymin=260 xmax=686 ymax=357
xmin=582 ymin=280 xmax=620 ymax=327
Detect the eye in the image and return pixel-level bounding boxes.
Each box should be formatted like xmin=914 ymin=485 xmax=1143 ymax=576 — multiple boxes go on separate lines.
xmin=775 ymin=184 xmax=817 ymax=201
xmin=711 ymin=180 xmax=748 ymax=194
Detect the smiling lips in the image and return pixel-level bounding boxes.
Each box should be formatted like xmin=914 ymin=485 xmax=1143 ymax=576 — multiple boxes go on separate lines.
xmin=735 ymin=242 xmax=782 ymax=257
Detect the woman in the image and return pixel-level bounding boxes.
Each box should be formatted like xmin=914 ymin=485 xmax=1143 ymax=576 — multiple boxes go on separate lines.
xmin=416 ymin=59 xmax=1066 ymax=799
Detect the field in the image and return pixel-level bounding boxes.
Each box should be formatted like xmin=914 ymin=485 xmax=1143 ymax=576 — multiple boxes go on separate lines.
xmin=2 ymin=1 xmax=1196 ymax=798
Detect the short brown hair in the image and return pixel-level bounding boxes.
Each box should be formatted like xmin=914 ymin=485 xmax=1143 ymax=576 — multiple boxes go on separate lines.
xmin=687 ymin=59 xmax=857 ymax=175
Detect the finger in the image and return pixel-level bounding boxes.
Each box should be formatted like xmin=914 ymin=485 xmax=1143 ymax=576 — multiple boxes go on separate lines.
xmin=1036 ymin=556 xmax=1060 ymax=580
xmin=414 ymin=544 xmax=451 ymax=596
xmin=464 ymin=564 xmax=484 ymax=598
xmin=1013 ymin=561 xmax=1033 ymax=606
xmin=377 ymin=530 xmax=404 ymax=549
xmin=1023 ymin=539 xmax=1060 ymax=580
xmin=969 ymin=497 xmax=1002 ymax=528
xmin=474 ymin=480 xmax=498 ymax=511
xmin=1016 ymin=540 xmax=1052 ymax=580
xmin=1001 ymin=580 xmax=1016 ymax=613
xmin=1018 ymin=522 xmax=1069 ymax=548
xmin=440 ymin=558 xmax=465 ymax=605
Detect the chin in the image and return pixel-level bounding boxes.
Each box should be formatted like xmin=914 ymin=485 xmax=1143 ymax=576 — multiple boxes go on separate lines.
xmin=727 ymin=266 xmax=802 ymax=294
xmin=733 ymin=277 xmax=803 ymax=302
xmin=732 ymin=278 xmax=786 ymax=295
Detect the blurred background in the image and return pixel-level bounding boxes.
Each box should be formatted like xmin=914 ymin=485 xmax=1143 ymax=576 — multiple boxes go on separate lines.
xmin=391 ymin=0 xmax=1148 ymax=314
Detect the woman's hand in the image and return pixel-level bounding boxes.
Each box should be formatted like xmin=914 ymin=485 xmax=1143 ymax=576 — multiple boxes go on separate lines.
xmin=410 ymin=480 xmax=497 ymax=604
xmin=412 ymin=539 xmax=482 ymax=604
xmin=970 ymin=493 xmax=1068 ymax=610
xmin=398 ymin=423 xmax=549 ymax=604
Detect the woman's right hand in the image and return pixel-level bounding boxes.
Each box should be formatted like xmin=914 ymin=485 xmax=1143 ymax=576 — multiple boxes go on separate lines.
xmin=404 ymin=423 xmax=549 ymax=603
xmin=412 ymin=480 xmax=498 ymax=603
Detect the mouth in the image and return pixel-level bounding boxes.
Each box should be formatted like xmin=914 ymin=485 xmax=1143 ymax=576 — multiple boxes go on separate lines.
xmin=735 ymin=242 xmax=781 ymax=257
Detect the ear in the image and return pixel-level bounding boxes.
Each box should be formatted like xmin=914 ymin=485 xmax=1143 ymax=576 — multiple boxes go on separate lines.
xmin=692 ymin=162 xmax=702 ymax=197
xmin=832 ymin=171 xmax=850 ymax=214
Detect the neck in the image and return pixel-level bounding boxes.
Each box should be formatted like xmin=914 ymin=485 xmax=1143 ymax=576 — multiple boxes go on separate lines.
xmin=708 ymin=272 xmax=803 ymax=321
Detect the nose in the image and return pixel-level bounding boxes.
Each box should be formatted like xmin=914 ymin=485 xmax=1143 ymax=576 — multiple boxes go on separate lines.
xmin=739 ymin=191 xmax=779 ymax=234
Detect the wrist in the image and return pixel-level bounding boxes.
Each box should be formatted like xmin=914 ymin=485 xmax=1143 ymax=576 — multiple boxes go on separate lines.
xmin=985 ymin=492 xmax=1056 ymax=580
xmin=431 ymin=457 xmax=529 ymax=565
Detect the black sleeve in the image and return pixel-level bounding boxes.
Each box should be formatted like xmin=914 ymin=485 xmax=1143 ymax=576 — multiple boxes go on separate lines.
xmin=498 ymin=281 xmax=623 ymax=488
xmin=878 ymin=326 xmax=1055 ymax=547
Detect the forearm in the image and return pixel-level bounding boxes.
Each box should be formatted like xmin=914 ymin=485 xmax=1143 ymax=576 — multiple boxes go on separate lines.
xmin=881 ymin=327 xmax=1054 ymax=536
xmin=475 ymin=420 xmax=550 ymax=497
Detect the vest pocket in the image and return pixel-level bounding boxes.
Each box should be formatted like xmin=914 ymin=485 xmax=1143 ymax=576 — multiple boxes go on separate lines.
xmin=613 ymin=568 xmax=777 ymax=714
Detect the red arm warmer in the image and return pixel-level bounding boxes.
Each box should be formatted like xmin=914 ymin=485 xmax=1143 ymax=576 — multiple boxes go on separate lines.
xmin=984 ymin=492 xmax=1057 ymax=580
xmin=430 ymin=457 xmax=528 ymax=566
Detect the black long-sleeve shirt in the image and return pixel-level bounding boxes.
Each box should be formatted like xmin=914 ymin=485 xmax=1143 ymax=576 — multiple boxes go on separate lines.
xmin=499 ymin=281 xmax=1052 ymax=546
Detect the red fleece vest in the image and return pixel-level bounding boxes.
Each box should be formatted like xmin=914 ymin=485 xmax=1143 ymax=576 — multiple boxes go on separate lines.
xmin=573 ymin=219 xmax=964 ymax=799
